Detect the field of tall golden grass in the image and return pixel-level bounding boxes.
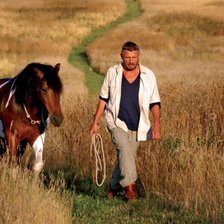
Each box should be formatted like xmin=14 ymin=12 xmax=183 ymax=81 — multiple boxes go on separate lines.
xmin=0 ymin=0 xmax=223 ymax=222
xmin=0 ymin=0 xmax=125 ymax=223
xmin=86 ymin=0 xmax=224 ymax=220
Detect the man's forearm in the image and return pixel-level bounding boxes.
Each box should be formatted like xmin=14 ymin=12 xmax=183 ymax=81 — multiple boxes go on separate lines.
xmin=151 ymin=104 xmax=161 ymax=139
xmin=93 ymin=99 xmax=106 ymax=125
xmin=151 ymin=104 xmax=160 ymax=125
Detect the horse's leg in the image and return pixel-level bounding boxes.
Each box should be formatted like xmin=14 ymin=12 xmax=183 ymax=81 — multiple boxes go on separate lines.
xmin=18 ymin=140 xmax=27 ymax=160
xmin=32 ymin=133 xmax=45 ymax=176
xmin=0 ymin=120 xmax=7 ymax=157
xmin=0 ymin=137 xmax=7 ymax=157
xmin=5 ymin=129 xmax=20 ymax=167
xmin=16 ymin=140 xmax=29 ymax=170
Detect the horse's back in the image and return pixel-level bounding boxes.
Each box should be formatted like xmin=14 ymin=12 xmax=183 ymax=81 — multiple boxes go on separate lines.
xmin=0 ymin=78 xmax=11 ymax=95
xmin=0 ymin=78 xmax=11 ymax=85
xmin=0 ymin=77 xmax=12 ymax=95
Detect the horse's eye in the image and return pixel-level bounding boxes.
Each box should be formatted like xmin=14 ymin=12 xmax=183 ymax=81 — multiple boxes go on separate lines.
xmin=41 ymin=88 xmax=47 ymax=93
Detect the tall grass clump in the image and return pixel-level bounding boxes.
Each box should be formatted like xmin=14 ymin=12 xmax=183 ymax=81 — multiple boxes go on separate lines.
xmin=0 ymin=161 xmax=72 ymax=224
xmin=43 ymin=95 xmax=115 ymax=182
xmin=41 ymin=78 xmax=224 ymax=221
xmin=80 ymin=1 xmax=224 ymax=221
xmin=136 ymin=82 xmax=224 ymax=221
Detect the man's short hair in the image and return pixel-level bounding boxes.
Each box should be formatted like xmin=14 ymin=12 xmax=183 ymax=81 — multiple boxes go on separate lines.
xmin=121 ymin=41 xmax=140 ymax=52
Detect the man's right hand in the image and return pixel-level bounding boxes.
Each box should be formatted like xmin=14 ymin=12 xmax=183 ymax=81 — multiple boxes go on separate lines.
xmin=89 ymin=123 xmax=99 ymax=136
xmin=89 ymin=99 xmax=106 ymax=136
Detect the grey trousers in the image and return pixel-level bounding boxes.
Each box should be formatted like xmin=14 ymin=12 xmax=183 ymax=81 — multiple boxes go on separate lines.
xmin=110 ymin=127 xmax=140 ymax=189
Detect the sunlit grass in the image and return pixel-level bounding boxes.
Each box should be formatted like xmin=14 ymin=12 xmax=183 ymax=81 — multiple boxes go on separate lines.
xmin=147 ymin=13 xmax=224 ymax=36
xmin=0 ymin=0 xmax=126 ymax=76
xmin=84 ymin=0 xmax=224 ymax=221
xmin=0 ymin=0 xmax=224 ymax=222
xmin=69 ymin=0 xmax=141 ymax=94
xmin=0 ymin=162 xmax=72 ymax=224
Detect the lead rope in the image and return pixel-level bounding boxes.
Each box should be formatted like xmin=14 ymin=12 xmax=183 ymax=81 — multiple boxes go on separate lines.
xmin=90 ymin=133 xmax=106 ymax=186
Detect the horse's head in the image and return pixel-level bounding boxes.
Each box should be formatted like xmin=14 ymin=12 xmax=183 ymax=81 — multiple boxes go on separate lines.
xmin=34 ymin=63 xmax=63 ymax=126
xmin=14 ymin=63 xmax=63 ymax=127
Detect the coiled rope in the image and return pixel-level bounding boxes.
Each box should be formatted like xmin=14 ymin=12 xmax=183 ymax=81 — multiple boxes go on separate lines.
xmin=90 ymin=133 xmax=106 ymax=186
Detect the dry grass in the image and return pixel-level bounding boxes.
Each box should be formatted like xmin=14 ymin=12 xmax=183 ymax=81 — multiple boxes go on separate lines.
xmin=136 ymin=82 xmax=224 ymax=219
xmin=0 ymin=1 xmax=126 ymax=223
xmin=0 ymin=0 xmax=125 ymax=76
xmin=41 ymin=80 xmax=224 ymax=220
xmin=0 ymin=0 xmax=224 ymax=222
xmin=0 ymin=162 xmax=72 ymax=224
xmin=87 ymin=0 xmax=224 ymax=73
xmin=85 ymin=0 xmax=224 ymax=220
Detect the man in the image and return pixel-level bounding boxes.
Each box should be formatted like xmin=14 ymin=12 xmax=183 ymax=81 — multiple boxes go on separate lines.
xmin=89 ymin=41 xmax=161 ymax=201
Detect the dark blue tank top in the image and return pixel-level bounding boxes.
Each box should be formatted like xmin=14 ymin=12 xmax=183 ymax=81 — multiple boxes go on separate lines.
xmin=118 ymin=74 xmax=140 ymax=131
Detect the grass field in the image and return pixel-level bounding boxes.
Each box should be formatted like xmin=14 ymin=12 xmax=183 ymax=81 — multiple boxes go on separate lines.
xmin=0 ymin=0 xmax=224 ymax=223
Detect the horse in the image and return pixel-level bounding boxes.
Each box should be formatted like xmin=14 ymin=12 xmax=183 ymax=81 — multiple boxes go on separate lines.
xmin=0 ymin=62 xmax=63 ymax=175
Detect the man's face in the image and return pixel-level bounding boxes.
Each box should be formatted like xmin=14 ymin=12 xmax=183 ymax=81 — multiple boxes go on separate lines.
xmin=121 ymin=50 xmax=140 ymax=71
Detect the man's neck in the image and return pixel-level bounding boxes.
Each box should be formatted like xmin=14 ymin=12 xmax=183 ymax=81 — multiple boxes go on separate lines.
xmin=123 ymin=65 xmax=140 ymax=83
xmin=123 ymin=64 xmax=140 ymax=76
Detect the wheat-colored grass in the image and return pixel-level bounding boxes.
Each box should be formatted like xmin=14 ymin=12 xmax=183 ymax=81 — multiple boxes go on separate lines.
xmin=0 ymin=0 xmax=224 ymax=222
xmin=85 ymin=0 xmax=224 ymax=220
xmin=0 ymin=1 xmax=126 ymax=223
xmin=0 ymin=162 xmax=72 ymax=224
xmin=0 ymin=0 xmax=126 ymax=77
xmin=87 ymin=0 xmax=224 ymax=74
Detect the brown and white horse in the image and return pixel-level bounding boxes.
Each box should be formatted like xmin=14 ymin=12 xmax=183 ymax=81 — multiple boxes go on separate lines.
xmin=0 ymin=63 xmax=63 ymax=174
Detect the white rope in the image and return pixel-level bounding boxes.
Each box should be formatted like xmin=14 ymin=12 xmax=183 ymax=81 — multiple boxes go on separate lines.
xmin=90 ymin=133 xmax=106 ymax=186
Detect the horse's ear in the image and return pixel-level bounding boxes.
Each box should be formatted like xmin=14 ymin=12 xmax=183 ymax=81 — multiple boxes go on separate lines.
xmin=33 ymin=67 xmax=44 ymax=79
xmin=55 ymin=63 xmax=60 ymax=73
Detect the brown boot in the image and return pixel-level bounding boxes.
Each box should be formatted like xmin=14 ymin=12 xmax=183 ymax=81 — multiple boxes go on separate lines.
xmin=107 ymin=187 xmax=122 ymax=199
xmin=124 ymin=183 xmax=138 ymax=202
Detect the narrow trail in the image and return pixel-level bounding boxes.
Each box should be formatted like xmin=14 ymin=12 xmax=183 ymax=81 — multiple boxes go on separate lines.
xmin=68 ymin=0 xmax=142 ymax=95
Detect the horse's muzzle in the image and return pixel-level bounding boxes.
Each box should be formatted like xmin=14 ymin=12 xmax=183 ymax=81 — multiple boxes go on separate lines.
xmin=51 ymin=115 xmax=63 ymax=126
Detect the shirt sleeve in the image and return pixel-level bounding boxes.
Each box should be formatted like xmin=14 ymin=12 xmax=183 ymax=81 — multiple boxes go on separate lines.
xmin=99 ymin=68 xmax=111 ymax=100
xmin=150 ymin=74 xmax=160 ymax=104
xmin=150 ymin=102 xmax=161 ymax=110
xmin=99 ymin=95 xmax=109 ymax=102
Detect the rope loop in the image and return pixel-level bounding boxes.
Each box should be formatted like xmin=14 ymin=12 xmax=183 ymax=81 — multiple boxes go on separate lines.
xmin=90 ymin=133 xmax=106 ymax=186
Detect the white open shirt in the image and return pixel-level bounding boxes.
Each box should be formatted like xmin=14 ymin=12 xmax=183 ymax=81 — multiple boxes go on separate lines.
xmin=100 ymin=63 xmax=160 ymax=141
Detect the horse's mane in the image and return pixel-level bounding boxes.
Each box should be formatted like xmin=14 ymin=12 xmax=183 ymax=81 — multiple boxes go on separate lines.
xmin=12 ymin=63 xmax=63 ymax=105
